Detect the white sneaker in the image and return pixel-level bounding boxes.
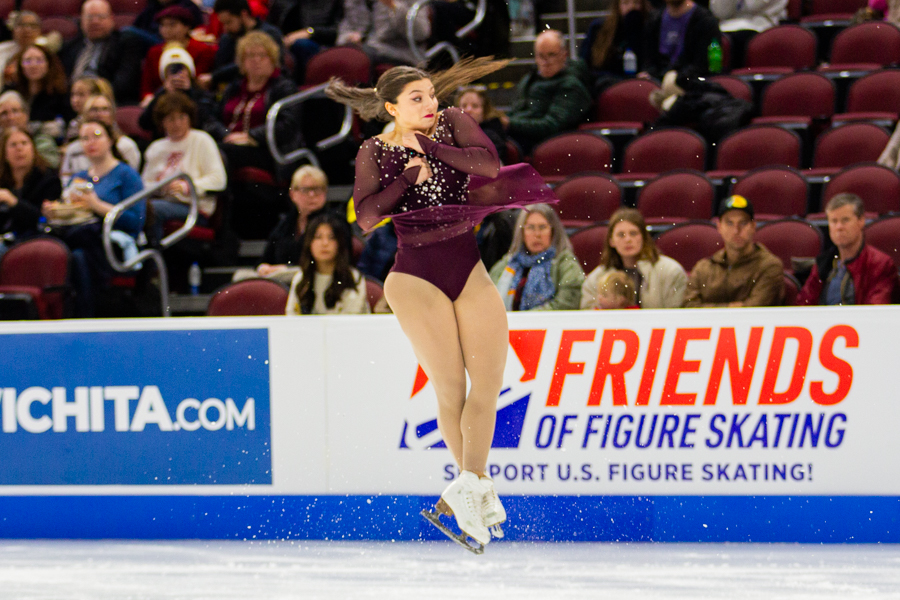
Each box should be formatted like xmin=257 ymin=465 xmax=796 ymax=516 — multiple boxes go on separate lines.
xmin=480 ymin=476 xmax=507 ymax=538
xmin=440 ymin=471 xmax=491 ymax=546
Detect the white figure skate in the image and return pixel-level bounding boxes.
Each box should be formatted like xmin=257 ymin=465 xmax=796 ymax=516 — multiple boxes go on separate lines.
xmin=421 ymin=471 xmax=491 ymax=554
xmin=480 ymin=476 xmax=507 ymax=539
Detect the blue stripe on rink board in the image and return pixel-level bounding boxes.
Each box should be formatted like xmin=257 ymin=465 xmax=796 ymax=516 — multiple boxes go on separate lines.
xmin=0 ymin=496 xmax=897 ymax=542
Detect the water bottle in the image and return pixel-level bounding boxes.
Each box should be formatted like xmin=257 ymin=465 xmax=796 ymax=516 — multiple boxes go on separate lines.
xmin=188 ymin=262 xmax=201 ymax=295
xmin=708 ymin=38 xmax=723 ymax=74
xmin=623 ymin=48 xmax=637 ymax=76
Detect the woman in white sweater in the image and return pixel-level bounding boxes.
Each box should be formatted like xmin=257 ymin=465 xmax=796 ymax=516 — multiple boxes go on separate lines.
xmin=141 ymin=91 xmax=227 ymax=244
xmin=286 ymin=213 xmax=370 ymax=315
xmin=581 ymin=208 xmax=688 ymax=309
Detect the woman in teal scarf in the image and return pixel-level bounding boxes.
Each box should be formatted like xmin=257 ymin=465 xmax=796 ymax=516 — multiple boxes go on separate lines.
xmin=490 ymin=203 xmax=585 ymax=310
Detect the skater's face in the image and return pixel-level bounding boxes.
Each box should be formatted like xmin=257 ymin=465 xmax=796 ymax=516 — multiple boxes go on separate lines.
xmin=457 ymin=92 xmax=484 ymax=124
xmin=609 ymin=220 xmax=644 ymax=262
xmin=290 ymin=175 xmax=327 ymax=216
xmin=310 ymin=223 xmax=339 ymax=267
xmin=385 ymin=78 xmax=437 ymax=131
xmin=523 ymin=212 xmax=553 ymax=254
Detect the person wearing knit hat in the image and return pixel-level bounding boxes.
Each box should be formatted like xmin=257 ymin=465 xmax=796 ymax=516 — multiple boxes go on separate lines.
xmin=139 ymin=7 xmax=216 ymax=102
xmin=683 ymin=194 xmax=784 ymax=307
xmin=159 ymin=46 xmax=196 ymax=81
xmin=138 ymin=45 xmax=217 ymax=139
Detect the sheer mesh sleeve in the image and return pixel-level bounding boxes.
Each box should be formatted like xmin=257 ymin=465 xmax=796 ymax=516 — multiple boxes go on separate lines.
xmin=417 ymin=107 xmax=500 ymax=179
xmin=352 ymin=139 xmax=420 ymax=231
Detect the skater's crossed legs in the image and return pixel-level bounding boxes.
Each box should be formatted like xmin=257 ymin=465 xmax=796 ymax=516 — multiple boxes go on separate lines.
xmin=384 ymin=263 xmax=508 ymax=475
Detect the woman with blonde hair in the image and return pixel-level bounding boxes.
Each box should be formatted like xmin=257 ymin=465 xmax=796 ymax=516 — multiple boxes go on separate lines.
xmin=581 ymin=207 xmax=688 ymax=309
xmin=490 ymin=203 xmax=585 ymax=311
xmin=326 ymin=57 xmax=556 ymax=551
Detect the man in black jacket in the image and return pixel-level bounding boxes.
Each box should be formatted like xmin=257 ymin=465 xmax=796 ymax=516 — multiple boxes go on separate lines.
xmin=59 ymin=0 xmax=145 ymax=105
xmin=641 ymin=0 xmax=720 ymax=81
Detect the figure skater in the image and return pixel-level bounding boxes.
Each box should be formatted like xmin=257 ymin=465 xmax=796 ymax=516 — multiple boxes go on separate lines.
xmin=327 ymin=58 xmax=556 ymax=552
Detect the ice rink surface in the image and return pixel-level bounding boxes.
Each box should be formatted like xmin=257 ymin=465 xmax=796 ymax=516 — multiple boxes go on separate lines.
xmin=0 ymin=540 xmax=898 ymax=600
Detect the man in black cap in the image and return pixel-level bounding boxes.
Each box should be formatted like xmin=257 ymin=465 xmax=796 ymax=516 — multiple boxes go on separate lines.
xmin=683 ymin=194 xmax=784 ymax=307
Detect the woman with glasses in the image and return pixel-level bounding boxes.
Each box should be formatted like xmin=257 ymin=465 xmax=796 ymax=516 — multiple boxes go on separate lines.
xmin=490 ymin=203 xmax=584 ymax=311
xmin=0 ymin=90 xmax=59 ymax=168
xmin=59 ymin=93 xmax=141 ymax=185
xmin=141 ymin=91 xmax=226 ymax=245
xmin=8 ymin=44 xmax=73 ymax=140
xmin=0 ymin=11 xmax=42 ymax=89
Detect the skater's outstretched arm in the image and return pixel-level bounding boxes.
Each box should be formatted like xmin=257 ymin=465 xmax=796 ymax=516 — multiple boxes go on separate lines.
xmin=414 ymin=108 xmax=500 ymax=179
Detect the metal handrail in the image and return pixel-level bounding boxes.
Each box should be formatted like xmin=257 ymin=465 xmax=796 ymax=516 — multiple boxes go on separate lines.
xmin=265 ymin=82 xmax=353 ymax=167
xmin=102 ymin=172 xmax=199 ymax=317
xmin=407 ymin=0 xmax=488 ymax=65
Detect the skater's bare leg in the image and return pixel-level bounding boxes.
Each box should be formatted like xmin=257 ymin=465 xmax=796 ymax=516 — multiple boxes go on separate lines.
xmin=453 ymin=262 xmax=508 ymax=476
xmin=384 ymin=272 xmax=466 ymax=468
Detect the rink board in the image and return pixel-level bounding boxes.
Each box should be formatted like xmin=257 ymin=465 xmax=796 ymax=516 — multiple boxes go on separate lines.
xmin=0 ymin=309 xmax=898 ymax=542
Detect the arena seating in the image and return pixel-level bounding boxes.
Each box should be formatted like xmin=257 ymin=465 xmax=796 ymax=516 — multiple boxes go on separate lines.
xmin=553 ymin=173 xmax=622 ymax=228
xmin=207 ymin=279 xmax=290 ymax=316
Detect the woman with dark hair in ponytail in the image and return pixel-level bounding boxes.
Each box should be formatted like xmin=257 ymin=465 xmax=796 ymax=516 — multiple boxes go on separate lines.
xmin=326 ymin=57 xmax=557 ymax=552
xmin=285 ymin=213 xmax=369 ymax=315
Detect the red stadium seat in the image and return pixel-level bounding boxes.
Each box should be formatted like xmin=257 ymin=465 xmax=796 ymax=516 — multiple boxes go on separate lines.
xmin=580 ymin=79 xmax=661 ymax=136
xmin=819 ymin=22 xmax=900 ymax=76
xmin=654 ymin=221 xmax=723 ymax=273
xmin=814 ymin=162 xmax=900 ymax=217
xmin=22 ymin=0 xmax=82 ymax=16
xmin=553 ymin=173 xmax=622 ymax=228
xmin=707 ymin=125 xmax=802 ymax=182
xmin=569 ymin=224 xmax=609 ymax=273
xmin=864 ymin=215 xmax=900 ymax=271
xmin=754 ymin=218 xmax=824 ymax=272
xmin=802 ymin=0 xmax=868 ymax=23
xmin=783 ymin=272 xmax=802 ymax=306
xmin=0 ymin=237 xmax=69 ymax=319
xmin=116 ymin=105 xmax=152 ymax=143
xmin=305 ymin=46 xmax=372 ymax=87
xmin=751 ymin=72 xmax=835 ymax=130
xmin=207 ymin=279 xmax=290 ymax=316
xmin=41 ymin=17 xmax=79 ymax=40
xmin=710 ymin=75 xmax=754 ymax=104
xmin=618 ymin=128 xmax=707 ymax=182
xmin=637 ymin=170 xmax=715 ymax=225
xmin=804 ymin=122 xmax=891 ymax=181
xmin=731 ymin=166 xmax=809 ymax=219
xmin=531 ymin=132 xmax=613 ymax=182
xmin=731 ymin=25 xmax=818 ymax=80
xmin=832 ymin=69 xmax=900 ymax=127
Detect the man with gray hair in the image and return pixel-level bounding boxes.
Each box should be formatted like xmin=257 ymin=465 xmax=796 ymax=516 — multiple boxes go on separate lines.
xmin=501 ymin=29 xmax=591 ymax=155
xmin=797 ymin=193 xmax=898 ymax=305
xmin=0 ymin=91 xmax=59 ymax=168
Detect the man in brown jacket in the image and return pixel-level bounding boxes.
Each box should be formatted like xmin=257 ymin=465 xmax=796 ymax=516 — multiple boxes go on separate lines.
xmin=683 ymin=195 xmax=784 ymax=307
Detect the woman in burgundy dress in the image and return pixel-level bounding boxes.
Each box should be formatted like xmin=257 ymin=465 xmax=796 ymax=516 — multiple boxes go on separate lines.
xmin=327 ymin=58 xmax=556 ymax=551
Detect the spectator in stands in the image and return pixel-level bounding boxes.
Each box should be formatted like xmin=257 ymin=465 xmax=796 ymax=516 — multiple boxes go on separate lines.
xmin=456 ymin=86 xmax=510 ymax=164
xmin=710 ymin=0 xmax=786 ymax=69
xmin=0 ymin=11 xmax=42 ymax=89
xmin=877 ymin=120 xmax=900 ymax=170
xmin=592 ymin=270 xmax=639 ymax=309
xmin=286 ymin=212 xmax=370 ymax=315
xmin=65 ymin=76 xmax=113 ymax=145
xmin=205 ymin=0 xmax=283 ymax=88
xmin=43 ymin=120 xmax=144 ymax=317
xmin=59 ymin=0 xmax=144 ymax=105
xmin=60 ymin=94 xmax=141 ymax=185
xmin=206 ymin=31 xmax=301 ymax=177
xmin=581 ymin=208 xmax=687 ymax=309
xmin=139 ymin=47 xmax=217 ymax=139
xmin=142 ymin=92 xmax=227 ymax=245
xmin=490 ymin=203 xmax=585 ymax=311
xmin=0 ymin=127 xmax=62 ymax=252
xmin=132 ymin=0 xmax=205 ymax=43
xmin=267 ymin=0 xmax=343 ymax=84
xmin=580 ymin=0 xmax=653 ymax=94
xmin=797 ymin=193 xmax=899 ymax=305
xmin=337 ymin=0 xmax=430 ymax=66
xmin=140 ymin=7 xmax=217 ymax=104
xmin=8 ymin=44 xmax=73 ymax=141
xmin=501 ymin=30 xmax=592 ymax=155
xmin=0 ymin=91 xmax=59 ymax=168
xmin=640 ymin=0 xmax=720 ymax=81
xmin=683 ymin=194 xmax=784 ymax=307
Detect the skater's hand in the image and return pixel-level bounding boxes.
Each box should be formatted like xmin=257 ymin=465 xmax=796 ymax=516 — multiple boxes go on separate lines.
xmin=405 ymin=156 xmax=432 ymax=184
xmin=401 ymin=131 xmax=425 ymax=154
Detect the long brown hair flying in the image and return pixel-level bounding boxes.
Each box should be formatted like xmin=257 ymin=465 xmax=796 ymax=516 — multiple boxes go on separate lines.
xmin=325 ymin=56 xmax=510 ymax=122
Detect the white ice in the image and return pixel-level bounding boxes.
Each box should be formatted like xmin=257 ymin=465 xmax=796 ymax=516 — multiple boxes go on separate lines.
xmin=0 ymin=540 xmax=898 ymax=600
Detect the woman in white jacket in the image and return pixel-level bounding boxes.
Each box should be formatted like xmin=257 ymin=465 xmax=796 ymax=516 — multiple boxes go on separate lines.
xmin=581 ymin=208 xmax=688 ymax=309
xmin=141 ymin=91 xmax=227 ymax=244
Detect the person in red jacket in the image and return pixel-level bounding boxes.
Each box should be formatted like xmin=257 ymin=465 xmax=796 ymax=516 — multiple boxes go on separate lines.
xmin=797 ymin=193 xmax=899 ymax=305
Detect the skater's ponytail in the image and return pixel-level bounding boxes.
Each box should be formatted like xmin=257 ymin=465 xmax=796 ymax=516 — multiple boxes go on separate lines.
xmin=325 ymin=56 xmax=509 ymax=122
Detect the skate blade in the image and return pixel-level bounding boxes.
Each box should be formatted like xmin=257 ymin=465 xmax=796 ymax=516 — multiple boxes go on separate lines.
xmin=420 ymin=509 xmax=485 ymax=555
xmin=489 ymin=523 xmax=505 ymax=539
